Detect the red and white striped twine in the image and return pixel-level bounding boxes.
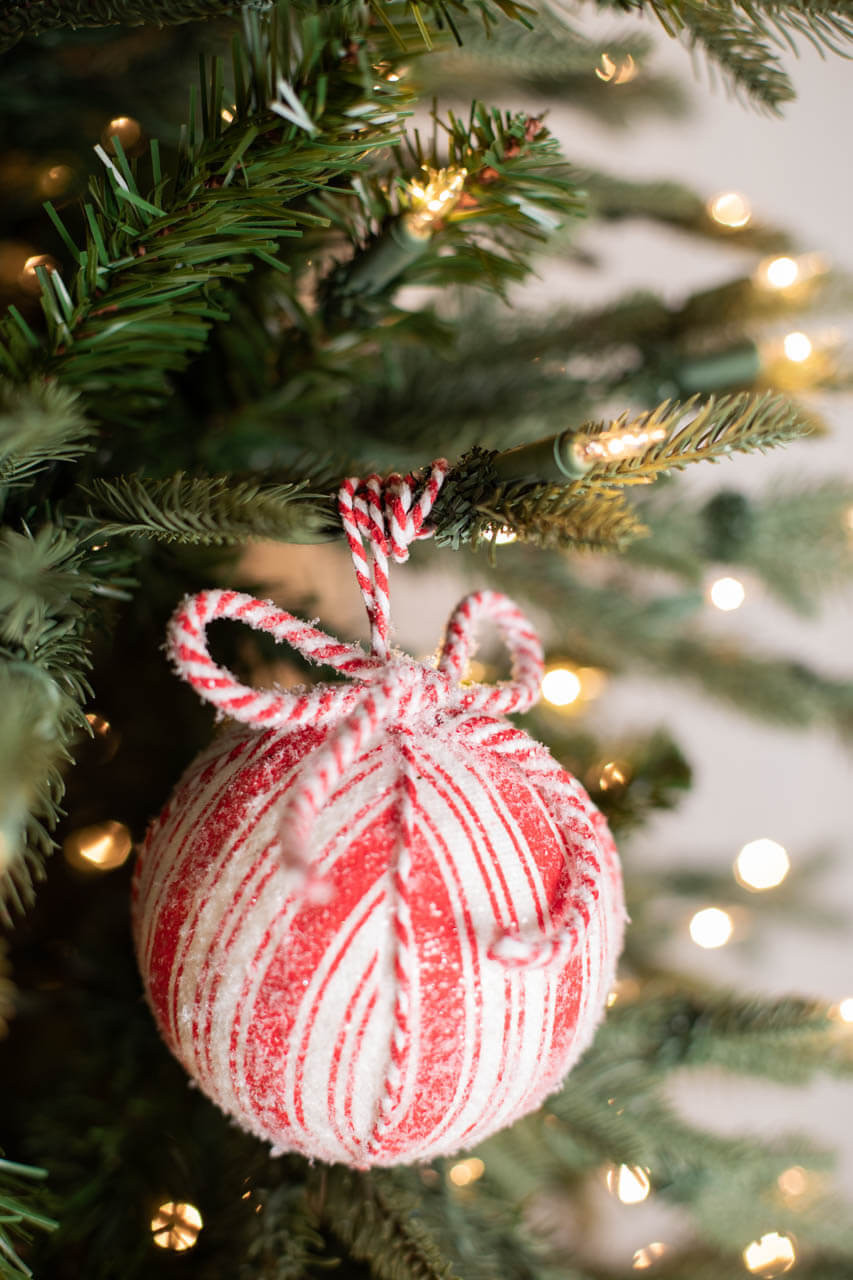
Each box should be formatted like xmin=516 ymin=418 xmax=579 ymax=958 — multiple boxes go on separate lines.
xmin=167 ymin=462 xmax=583 ymax=999
xmin=338 ymin=460 xmax=449 ymax=661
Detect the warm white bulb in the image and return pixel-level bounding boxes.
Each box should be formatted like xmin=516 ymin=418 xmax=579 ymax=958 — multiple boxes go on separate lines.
xmin=783 ymin=331 xmax=812 ymax=363
xmin=541 ymin=667 xmax=582 ymax=707
xmin=632 ymin=1242 xmax=667 ymax=1270
xmin=605 ymin=1164 xmax=651 ymax=1204
xmin=734 ymin=838 xmax=790 ymax=891
xmin=707 ymin=191 xmax=751 ymax=228
xmin=151 ymin=1202 xmax=203 ymax=1252
xmin=490 ymin=525 xmax=517 ymax=545
xmin=709 ymin=576 xmax=745 ymax=611
xmin=742 ymin=1231 xmax=796 ymax=1276
xmin=765 ymin=257 xmax=799 ymax=288
xmin=836 ymin=997 xmax=853 ymax=1023
xmin=448 ymin=1157 xmax=485 ymax=1187
xmin=689 ymin=907 xmax=734 ymax=949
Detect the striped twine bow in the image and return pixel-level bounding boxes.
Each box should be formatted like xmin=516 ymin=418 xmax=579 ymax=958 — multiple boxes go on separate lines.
xmin=168 ymin=461 xmax=589 ymax=1145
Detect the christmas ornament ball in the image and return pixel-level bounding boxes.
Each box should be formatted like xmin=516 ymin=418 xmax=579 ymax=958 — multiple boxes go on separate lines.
xmin=132 ymin=707 xmax=626 ymax=1169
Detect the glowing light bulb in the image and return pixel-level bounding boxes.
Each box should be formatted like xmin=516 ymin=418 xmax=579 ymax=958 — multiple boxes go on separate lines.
xmin=541 ymin=667 xmax=582 ymax=707
xmin=709 ymin=576 xmax=746 ymax=611
xmin=689 ymin=907 xmax=734 ymax=949
xmin=754 ymin=252 xmax=827 ymax=292
xmin=734 ymin=838 xmax=790 ymax=891
xmin=18 ymin=254 xmax=60 ymax=294
xmin=448 ymin=1157 xmax=485 ymax=1187
xmin=783 ymin=331 xmax=812 ymax=363
xmin=151 ymin=1201 xmax=203 ymax=1251
xmin=38 ymin=163 xmax=73 ymax=197
xmin=632 ymin=1242 xmax=667 ymax=1270
xmin=63 ymin=820 xmax=132 ymax=872
xmin=764 ymin=256 xmax=799 ymax=288
xmin=101 ymin=115 xmax=143 ymax=154
xmin=742 ymin=1231 xmax=796 ymax=1277
xmin=605 ymin=1164 xmax=651 ymax=1204
xmin=221 ymin=105 xmax=236 ymax=123
xmin=595 ymin=52 xmax=637 ymax=84
xmin=574 ymin=423 xmax=666 ymax=468
xmin=489 ymin=525 xmax=517 ymax=545
xmin=833 ymin=996 xmax=853 ymax=1023
xmin=777 ymin=1166 xmax=808 ymax=1200
xmin=598 ymin=761 xmax=630 ymax=792
xmin=707 ymin=191 xmax=752 ymax=228
xmin=405 ymin=166 xmax=468 ymax=237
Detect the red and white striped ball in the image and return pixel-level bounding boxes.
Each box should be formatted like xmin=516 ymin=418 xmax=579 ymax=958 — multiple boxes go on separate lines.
xmin=132 ymin=712 xmax=625 ymax=1169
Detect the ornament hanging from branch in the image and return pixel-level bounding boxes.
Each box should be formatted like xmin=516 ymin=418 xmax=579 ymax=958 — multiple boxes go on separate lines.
xmin=132 ymin=462 xmax=626 ymax=1168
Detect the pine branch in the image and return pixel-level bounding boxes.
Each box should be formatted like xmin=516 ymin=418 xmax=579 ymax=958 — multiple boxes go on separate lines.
xmin=0 ymin=382 xmax=91 ymax=495
xmin=0 ymin=0 xmax=265 ymax=54
xmin=0 ymin=525 xmax=101 ymax=918
xmin=316 ymin=1169 xmax=458 ymax=1280
xmin=0 ymin=1157 xmax=57 ymax=1279
xmin=475 ymin=485 xmax=646 ymax=550
xmin=610 ymin=0 xmax=853 ymax=111
xmin=627 ymin=480 xmax=853 ymax=615
xmin=494 ymin=554 xmax=853 ymax=738
xmin=317 ymin=104 xmax=585 ymax=316
xmin=0 ymin=5 xmax=411 ymax=432
xmin=575 ymin=391 xmax=812 ymax=488
xmin=422 ymin=10 xmax=687 ymax=123
xmin=85 ymin=473 xmax=339 ymax=545
xmin=582 ymin=170 xmax=791 ymax=251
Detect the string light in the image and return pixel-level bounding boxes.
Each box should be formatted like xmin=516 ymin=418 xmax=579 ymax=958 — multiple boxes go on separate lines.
xmin=573 ymin=422 xmax=666 ymax=469
xmin=605 ymin=1164 xmax=651 ymax=1204
xmin=596 ymin=761 xmax=630 ymax=792
xmin=220 ymin=105 xmax=237 ymax=123
xmin=18 ymin=254 xmax=60 ymax=295
xmin=742 ymin=1232 xmax=796 ymax=1277
xmin=832 ymin=996 xmax=853 ymax=1023
xmin=689 ymin=907 xmax=734 ymax=949
xmin=632 ymin=1242 xmax=667 ymax=1270
xmin=541 ymin=666 xmax=582 ymax=707
xmin=753 ymin=252 xmax=827 ymax=292
xmin=448 ymin=1157 xmax=485 ymax=1187
xmin=606 ymin=977 xmax=641 ymax=1007
xmin=488 ymin=525 xmax=517 ymax=545
xmin=595 ymin=52 xmax=638 ymax=84
xmin=101 ymin=115 xmax=143 ymax=155
xmin=38 ymin=163 xmax=73 ymax=197
xmin=782 ymin=331 xmax=812 ymax=363
xmin=151 ymin=1201 xmax=203 ymax=1251
xmin=63 ymin=820 xmax=132 ymax=872
xmin=762 ymin=329 xmax=838 ymax=391
xmin=709 ymin=576 xmax=746 ymax=611
xmin=707 ymin=191 xmax=752 ymax=228
xmin=404 ymin=166 xmax=469 ymax=237
xmin=734 ymin=838 xmax=790 ymax=891
xmin=777 ymin=1166 xmax=809 ymax=1201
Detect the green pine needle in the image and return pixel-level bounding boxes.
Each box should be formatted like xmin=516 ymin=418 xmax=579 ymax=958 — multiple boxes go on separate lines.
xmin=577 ymin=390 xmax=813 ymax=488
xmin=0 ymin=382 xmax=91 ymax=493
xmin=85 ymin=473 xmax=339 ymax=545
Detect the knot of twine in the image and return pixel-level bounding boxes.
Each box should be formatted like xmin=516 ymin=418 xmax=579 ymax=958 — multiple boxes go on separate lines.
xmin=168 ymin=462 xmax=586 ymax=994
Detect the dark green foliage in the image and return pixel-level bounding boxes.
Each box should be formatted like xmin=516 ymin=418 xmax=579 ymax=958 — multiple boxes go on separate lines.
xmin=609 ymin=0 xmax=853 ymax=110
xmin=0 ymin=1156 xmax=57 ymax=1278
xmin=86 ymin=473 xmax=339 ymax=544
xmin=2 ymin=2 xmax=853 ymax=1278
xmin=0 ymin=0 xmax=266 ymax=53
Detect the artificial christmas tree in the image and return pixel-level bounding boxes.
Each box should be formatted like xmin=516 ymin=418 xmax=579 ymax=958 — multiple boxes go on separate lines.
xmin=1 ymin=0 xmax=853 ymax=1275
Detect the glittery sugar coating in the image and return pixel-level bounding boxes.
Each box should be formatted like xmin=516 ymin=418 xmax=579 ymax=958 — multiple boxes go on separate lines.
xmin=133 ymin=706 xmax=626 ymax=1169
